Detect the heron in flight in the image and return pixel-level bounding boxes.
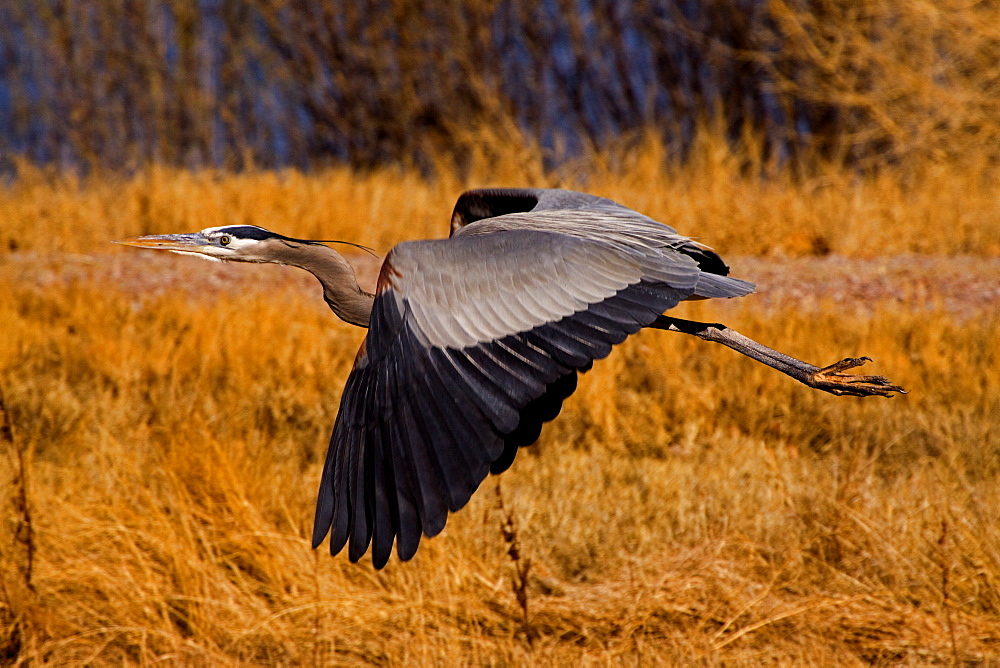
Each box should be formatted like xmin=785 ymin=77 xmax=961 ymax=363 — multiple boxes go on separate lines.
xmin=116 ymin=188 xmax=904 ymax=568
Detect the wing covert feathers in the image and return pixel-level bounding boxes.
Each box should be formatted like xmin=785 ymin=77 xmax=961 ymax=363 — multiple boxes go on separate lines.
xmin=313 ymin=189 xmax=755 ymax=567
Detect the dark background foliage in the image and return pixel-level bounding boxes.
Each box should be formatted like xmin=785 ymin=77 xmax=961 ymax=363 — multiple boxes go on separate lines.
xmin=0 ymin=0 xmax=997 ymax=173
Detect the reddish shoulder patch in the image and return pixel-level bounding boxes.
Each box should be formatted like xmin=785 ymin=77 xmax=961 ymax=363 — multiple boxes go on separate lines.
xmin=375 ymin=252 xmax=403 ymax=296
xmin=352 ymin=337 xmax=369 ymax=370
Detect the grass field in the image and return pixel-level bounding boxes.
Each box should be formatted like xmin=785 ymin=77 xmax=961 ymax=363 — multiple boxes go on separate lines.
xmin=2 ymin=140 xmax=999 ymax=664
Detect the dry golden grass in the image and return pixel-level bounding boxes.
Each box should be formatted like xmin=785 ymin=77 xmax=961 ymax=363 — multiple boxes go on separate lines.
xmin=2 ymin=144 xmax=999 ymax=664
xmin=2 ymin=131 xmax=999 ymax=258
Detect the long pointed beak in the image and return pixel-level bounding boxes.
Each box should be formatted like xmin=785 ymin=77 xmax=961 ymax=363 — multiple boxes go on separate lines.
xmin=113 ymin=233 xmax=211 ymax=253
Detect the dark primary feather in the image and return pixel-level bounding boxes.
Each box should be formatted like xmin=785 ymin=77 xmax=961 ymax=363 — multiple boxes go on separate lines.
xmin=313 ymin=188 xmax=755 ymax=567
xmin=452 ymin=188 xmax=738 ymax=280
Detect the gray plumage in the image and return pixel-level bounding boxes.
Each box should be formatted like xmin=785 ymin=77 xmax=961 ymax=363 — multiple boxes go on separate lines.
xmin=115 ymin=187 xmax=904 ymax=570
xmin=321 ymin=188 xmax=754 ymax=566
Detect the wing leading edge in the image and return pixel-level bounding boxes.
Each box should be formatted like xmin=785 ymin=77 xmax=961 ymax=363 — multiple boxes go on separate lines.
xmin=314 ymin=191 xmax=755 ymax=567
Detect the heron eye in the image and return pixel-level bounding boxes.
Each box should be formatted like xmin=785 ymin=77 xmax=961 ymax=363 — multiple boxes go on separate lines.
xmin=220 ymin=235 xmax=231 ymax=246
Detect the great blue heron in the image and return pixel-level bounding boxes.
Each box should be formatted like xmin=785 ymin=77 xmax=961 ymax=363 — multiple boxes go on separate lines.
xmin=116 ymin=187 xmax=904 ymax=568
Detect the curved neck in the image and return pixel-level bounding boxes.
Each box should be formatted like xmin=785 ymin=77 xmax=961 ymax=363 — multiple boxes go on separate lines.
xmin=275 ymin=243 xmax=375 ymax=328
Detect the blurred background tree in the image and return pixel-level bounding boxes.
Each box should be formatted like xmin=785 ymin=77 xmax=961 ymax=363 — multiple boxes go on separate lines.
xmin=0 ymin=0 xmax=997 ymax=174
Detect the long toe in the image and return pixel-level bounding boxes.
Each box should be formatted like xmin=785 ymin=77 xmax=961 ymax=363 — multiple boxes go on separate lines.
xmin=809 ymin=357 xmax=907 ymax=397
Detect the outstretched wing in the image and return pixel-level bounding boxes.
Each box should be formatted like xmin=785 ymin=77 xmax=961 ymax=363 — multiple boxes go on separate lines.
xmin=450 ymin=187 xmax=734 ymax=281
xmin=313 ymin=223 xmax=754 ymax=568
xmin=449 ymin=188 xmax=622 ymax=236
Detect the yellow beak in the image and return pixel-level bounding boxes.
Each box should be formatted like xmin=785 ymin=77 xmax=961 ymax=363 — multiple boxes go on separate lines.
xmin=113 ymin=233 xmax=211 ymax=252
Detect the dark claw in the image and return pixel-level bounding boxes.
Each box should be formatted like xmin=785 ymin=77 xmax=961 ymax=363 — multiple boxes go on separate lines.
xmin=808 ymin=357 xmax=907 ymax=398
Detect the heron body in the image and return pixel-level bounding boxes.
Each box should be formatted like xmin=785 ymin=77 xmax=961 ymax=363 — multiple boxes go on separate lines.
xmin=117 ymin=187 xmax=903 ymax=568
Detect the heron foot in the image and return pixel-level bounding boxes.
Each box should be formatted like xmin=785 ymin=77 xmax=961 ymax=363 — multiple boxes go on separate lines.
xmin=807 ymin=357 xmax=907 ymax=397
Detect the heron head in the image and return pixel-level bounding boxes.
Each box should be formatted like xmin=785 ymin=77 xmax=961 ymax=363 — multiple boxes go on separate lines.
xmin=114 ymin=225 xmax=374 ymax=263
